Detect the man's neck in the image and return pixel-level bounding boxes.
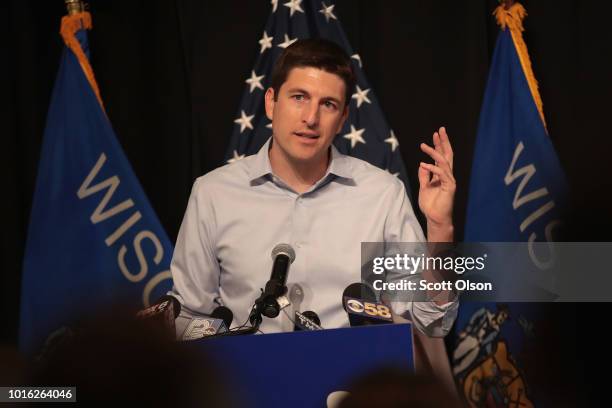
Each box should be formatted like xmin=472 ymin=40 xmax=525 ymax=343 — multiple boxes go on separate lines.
xmin=269 ymin=145 xmax=330 ymax=194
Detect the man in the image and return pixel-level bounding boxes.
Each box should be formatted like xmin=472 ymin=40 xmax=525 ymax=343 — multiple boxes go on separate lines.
xmin=170 ymin=39 xmax=457 ymax=336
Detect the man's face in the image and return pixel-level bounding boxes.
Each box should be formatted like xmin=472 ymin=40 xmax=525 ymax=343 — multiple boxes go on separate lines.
xmin=265 ymin=66 xmax=348 ymax=167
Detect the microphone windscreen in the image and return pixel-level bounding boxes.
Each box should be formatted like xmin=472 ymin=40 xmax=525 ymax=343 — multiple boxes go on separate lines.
xmin=301 ymin=310 xmax=321 ymax=326
xmin=289 ymin=283 xmax=304 ymax=309
xmin=271 ymin=243 xmax=296 ymax=263
xmin=154 ymin=295 xmax=182 ymax=318
xmin=211 ymin=306 xmax=233 ymax=329
xmin=342 ymin=283 xmax=376 ymax=308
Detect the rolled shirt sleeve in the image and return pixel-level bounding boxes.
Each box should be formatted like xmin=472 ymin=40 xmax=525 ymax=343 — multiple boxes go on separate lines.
xmin=383 ymin=178 xmax=459 ymax=337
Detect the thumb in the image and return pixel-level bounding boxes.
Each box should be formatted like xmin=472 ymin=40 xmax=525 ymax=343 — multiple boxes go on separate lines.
xmin=418 ymin=162 xmax=430 ymax=189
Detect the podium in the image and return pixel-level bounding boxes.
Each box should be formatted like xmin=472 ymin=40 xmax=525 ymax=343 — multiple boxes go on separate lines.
xmin=190 ymin=323 xmax=414 ymax=407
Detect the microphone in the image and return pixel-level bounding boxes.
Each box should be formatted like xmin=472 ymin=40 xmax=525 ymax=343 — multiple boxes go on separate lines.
xmin=181 ymin=306 xmax=232 ymax=341
xmin=289 ymin=283 xmax=304 ymax=312
xmin=342 ymin=283 xmax=393 ymax=326
xmin=265 ymin=244 xmax=295 ymax=298
xmin=135 ymin=295 xmax=181 ymax=332
xmin=253 ymin=244 xmax=296 ymax=321
xmin=211 ymin=306 xmax=233 ymax=329
xmin=294 ymin=310 xmax=323 ymax=331
xmin=159 ymin=295 xmax=182 ymax=319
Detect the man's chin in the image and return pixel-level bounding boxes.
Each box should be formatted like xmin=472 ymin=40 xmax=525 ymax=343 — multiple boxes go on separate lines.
xmin=271 ymin=138 xmax=331 ymax=167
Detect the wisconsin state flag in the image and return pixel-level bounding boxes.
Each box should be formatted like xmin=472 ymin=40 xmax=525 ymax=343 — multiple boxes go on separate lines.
xmin=454 ymin=3 xmax=569 ymax=407
xmin=465 ymin=5 xmax=567 ymax=242
xmin=19 ymin=12 xmax=173 ymax=354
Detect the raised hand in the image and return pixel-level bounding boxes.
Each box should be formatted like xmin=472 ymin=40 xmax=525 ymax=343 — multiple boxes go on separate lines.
xmin=418 ymin=127 xmax=456 ymax=240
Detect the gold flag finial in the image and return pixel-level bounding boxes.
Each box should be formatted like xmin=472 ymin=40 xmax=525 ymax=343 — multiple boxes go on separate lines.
xmin=494 ymin=1 xmax=527 ymax=32
xmin=65 ymin=0 xmax=86 ymax=16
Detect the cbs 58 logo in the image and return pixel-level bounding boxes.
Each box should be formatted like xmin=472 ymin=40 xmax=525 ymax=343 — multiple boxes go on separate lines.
xmin=345 ymin=298 xmax=392 ymax=320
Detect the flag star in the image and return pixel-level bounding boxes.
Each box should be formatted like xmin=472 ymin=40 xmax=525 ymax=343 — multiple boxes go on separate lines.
xmin=351 ymin=54 xmax=362 ymax=68
xmin=385 ymin=130 xmax=400 ymax=152
xmin=319 ymin=2 xmax=337 ymax=22
xmin=284 ymin=0 xmax=304 ymax=17
xmin=234 ymin=110 xmax=255 ymax=133
xmin=245 ymin=70 xmax=265 ymax=93
xmin=278 ymin=34 xmax=298 ymax=49
xmin=259 ymin=31 xmax=273 ymax=54
xmin=228 ymin=150 xmax=245 ymax=164
xmin=271 ymin=0 xmax=278 ymax=12
xmin=343 ymin=125 xmax=366 ymax=148
xmin=352 ymin=85 xmax=371 ymax=108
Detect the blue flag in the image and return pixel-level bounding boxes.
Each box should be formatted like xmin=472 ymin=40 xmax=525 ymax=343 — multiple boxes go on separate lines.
xmin=464 ymin=30 xmax=567 ymax=242
xmin=19 ymin=13 xmax=174 ymax=354
xmin=224 ymin=0 xmax=411 ymax=194
xmin=452 ymin=4 xmax=568 ymax=406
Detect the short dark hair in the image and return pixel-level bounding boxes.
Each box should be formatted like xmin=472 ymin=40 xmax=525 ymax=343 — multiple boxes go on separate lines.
xmin=270 ymin=38 xmax=356 ymax=107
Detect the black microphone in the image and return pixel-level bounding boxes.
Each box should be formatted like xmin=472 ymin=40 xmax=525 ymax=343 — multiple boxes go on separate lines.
xmin=258 ymin=244 xmax=296 ymax=319
xmin=342 ymin=283 xmax=393 ymax=327
xmin=157 ymin=295 xmax=181 ymax=319
xmin=211 ymin=306 xmax=233 ymax=330
xmin=294 ymin=310 xmax=323 ymax=331
xmin=181 ymin=306 xmax=233 ymax=340
xmin=343 ymin=283 xmax=377 ymax=305
xmin=135 ymin=295 xmax=181 ymax=332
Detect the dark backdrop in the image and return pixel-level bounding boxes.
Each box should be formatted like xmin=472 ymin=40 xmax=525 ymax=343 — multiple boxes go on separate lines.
xmin=4 ymin=2 xmax=611 ymax=396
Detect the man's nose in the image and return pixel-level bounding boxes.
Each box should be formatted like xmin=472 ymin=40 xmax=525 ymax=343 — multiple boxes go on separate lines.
xmin=302 ymin=101 xmax=320 ymax=128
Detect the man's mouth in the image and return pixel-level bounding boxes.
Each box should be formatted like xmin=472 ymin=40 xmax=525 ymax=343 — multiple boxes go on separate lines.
xmin=294 ymin=131 xmax=320 ymax=139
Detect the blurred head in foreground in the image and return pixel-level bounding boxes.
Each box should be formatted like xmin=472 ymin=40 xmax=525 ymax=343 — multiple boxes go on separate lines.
xmin=27 ymin=309 xmax=228 ymax=407
xmin=338 ymin=366 xmax=462 ymax=408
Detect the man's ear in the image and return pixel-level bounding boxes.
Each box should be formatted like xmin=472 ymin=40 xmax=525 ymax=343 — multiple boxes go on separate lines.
xmin=336 ymin=105 xmax=349 ymax=134
xmin=264 ymin=88 xmax=275 ymax=121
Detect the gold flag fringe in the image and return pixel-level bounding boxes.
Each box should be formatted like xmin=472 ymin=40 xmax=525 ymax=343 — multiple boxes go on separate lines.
xmin=494 ymin=2 xmax=546 ymax=130
xmin=60 ymin=12 xmax=105 ymax=111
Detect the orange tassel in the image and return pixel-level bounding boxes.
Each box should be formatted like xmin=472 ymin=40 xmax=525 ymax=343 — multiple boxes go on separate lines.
xmin=60 ymin=12 xmax=105 ymax=111
xmin=493 ymin=2 xmax=546 ymax=130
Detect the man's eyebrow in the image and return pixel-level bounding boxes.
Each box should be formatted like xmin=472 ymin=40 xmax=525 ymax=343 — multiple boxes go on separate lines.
xmin=286 ymin=88 xmax=342 ymax=104
xmin=286 ymin=87 xmax=311 ymax=95
xmin=321 ymin=96 xmax=342 ymax=105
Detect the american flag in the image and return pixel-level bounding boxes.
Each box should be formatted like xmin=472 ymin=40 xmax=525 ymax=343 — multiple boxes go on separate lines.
xmin=225 ymin=0 xmax=411 ymax=194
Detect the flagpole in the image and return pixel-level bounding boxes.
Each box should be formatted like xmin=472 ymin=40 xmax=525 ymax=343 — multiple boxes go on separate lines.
xmin=65 ymin=0 xmax=85 ymax=15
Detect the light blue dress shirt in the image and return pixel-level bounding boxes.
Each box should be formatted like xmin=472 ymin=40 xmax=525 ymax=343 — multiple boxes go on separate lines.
xmin=170 ymin=138 xmax=458 ymax=336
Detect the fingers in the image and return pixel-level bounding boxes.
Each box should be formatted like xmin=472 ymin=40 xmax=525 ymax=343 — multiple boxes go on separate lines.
xmin=419 ymin=162 xmax=456 ymax=190
xmin=432 ymin=131 xmax=442 ymax=183
xmin=420 ymin=126 xmax=456 ymax=189
xmin=420 ymin=143 xmax=452 ymax=173
xmin=418 ymin=163 xmax=431 ymax=187
xmin=433 ymin=129 xmax=443 ymax=157
xmin=438 ymin=127 xmax=454 ymax=168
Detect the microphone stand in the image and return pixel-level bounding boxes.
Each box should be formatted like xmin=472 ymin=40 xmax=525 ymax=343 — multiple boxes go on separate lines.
xmin=203 ymin=282 xmax=288 ymax=338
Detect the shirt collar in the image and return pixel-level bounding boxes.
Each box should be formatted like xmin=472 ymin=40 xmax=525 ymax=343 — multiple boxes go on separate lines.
xmin=247 ymin=137 xmax=354 ymax=182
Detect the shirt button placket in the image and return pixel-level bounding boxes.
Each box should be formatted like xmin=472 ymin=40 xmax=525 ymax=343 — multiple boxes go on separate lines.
xmin=294 ymin=196 xmax=304 ymax=249
xmin=291 ymin=195 xmax=306 ymax=283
